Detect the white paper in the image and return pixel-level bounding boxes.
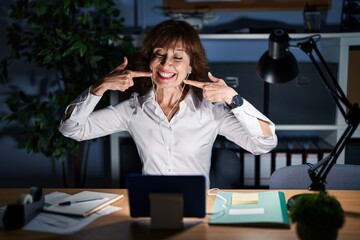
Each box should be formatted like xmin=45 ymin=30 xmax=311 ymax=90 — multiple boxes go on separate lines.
xmin=23 ymin=205 xmax=120 ymax=234
xmin=228 ymin=208 xmax=265 ymax=215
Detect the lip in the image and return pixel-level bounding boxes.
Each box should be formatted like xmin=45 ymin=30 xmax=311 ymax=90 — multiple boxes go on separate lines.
xmin=156 ymin=70 xmax=176 ymax=81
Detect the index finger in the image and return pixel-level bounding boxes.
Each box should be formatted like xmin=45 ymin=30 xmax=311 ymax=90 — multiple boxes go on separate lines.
xmin=183 ymin=79 xmax=207 ymax=89
xmin=131 ymin=71 xmax=153 ymax=78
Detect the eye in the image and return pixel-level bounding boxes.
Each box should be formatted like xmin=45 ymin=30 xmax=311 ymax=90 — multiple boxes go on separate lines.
xmin=174 ymin=56 xmax=183 ymax=61
xmin=153 ymin=49 xmax=166 ymax=58
xmin=155 ymin=52 xmax=164 ymax=58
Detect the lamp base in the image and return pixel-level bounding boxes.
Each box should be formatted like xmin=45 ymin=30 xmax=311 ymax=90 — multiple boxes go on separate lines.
xmin=287 ymin=193 xmax=315 ymax=210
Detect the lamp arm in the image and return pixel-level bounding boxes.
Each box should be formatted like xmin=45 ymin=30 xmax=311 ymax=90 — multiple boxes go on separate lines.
xmin=296 ymin=37 xmax=360 ymax=191
xmin=312 ymin=41 xmax=352 ymax=109
xmin=308 ymin=124 xmax=357 ymax=191
xmin=297 ymin=38 xmax=352 ymax=118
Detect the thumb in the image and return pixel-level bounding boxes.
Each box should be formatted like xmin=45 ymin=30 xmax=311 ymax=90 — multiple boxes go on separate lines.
xmin=113 ymin=57 xmax=128 ymax=72
xmin=208 ymin=72 xmax=220 ymax=83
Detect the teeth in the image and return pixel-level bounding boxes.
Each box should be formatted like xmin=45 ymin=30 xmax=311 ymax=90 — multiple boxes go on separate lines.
xmin=159 ymin=72 xmax=175 ymax=78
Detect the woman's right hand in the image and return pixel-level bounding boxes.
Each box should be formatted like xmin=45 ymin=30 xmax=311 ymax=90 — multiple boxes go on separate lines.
xmin=90 ymin=57 xmax=152 ymax=96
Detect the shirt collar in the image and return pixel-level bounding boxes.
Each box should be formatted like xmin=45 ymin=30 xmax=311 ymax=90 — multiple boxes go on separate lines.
xmin=135 ymin=90 xmax=154 ymax=111
xmin=140 ymin=88 xmax=200 ymax=112
xmin=185 ymin=88 xmax=199 ymax=112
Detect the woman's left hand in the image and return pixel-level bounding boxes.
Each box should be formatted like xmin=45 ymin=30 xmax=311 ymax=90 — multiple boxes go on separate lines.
xmin=184 ymin=72 xmax=238 ymax=105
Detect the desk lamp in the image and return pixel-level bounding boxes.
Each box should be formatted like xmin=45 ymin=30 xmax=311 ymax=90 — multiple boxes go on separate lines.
xmin=256 ymin=28 xmax=360 ymax=206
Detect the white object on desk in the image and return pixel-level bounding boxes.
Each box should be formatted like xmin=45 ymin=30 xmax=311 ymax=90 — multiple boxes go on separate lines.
xmin=24 ymin=192 xmax=121 ymax=234
xmin=43 ymin=191 xmax=123 ymax=217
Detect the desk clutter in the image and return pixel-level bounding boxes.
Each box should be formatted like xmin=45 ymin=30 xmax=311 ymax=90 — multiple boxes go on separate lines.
xmin=1 ymin=189 xmax=359 ymax=239
xmin=43 ymin=191 xmax=123 ymax=217
xmin=1 ymin=188 xmax=122 ymax=234
xmin=2 ymin=187 xmax=44 ymax=230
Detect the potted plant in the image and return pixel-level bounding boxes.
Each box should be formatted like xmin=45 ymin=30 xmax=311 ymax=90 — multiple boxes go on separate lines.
xmin=1 ymin=0 xmax=134 ymax=187
xmin=289 ymin=192 xmax=345 ymax=240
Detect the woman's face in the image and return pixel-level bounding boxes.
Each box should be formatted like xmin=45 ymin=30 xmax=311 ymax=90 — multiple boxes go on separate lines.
xmin=149 ymin=43 xmax=191 ymax=89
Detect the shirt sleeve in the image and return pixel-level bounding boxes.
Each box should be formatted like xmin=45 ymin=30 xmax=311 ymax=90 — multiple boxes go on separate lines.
xmin=218 ymin=99 xmax=277 ymax=155
xmin=66 ymin=87 xmax=102 ymax=123
xmin=232 ymin=99 xmax=276 ymax=137
xmin=58 ymin=87 xmax=129 ymax=141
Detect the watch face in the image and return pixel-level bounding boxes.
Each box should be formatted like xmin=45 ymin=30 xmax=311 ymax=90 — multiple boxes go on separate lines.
xmin=231 ymin=95 xmax=243 ymax=108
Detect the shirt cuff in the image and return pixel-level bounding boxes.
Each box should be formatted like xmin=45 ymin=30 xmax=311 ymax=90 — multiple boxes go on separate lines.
xmin=232 ymin=99 xmax=275 ymax=136
xmin=67 ymin=87 xmax=102 ymax=122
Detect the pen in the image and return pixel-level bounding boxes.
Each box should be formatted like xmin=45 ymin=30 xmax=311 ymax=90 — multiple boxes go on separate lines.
xmin=58 ymin=197 xmax=105 ymax=206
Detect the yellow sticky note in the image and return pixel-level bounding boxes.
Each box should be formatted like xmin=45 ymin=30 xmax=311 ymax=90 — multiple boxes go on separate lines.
xmin=231 ymin=192 xmax=259 ymax=205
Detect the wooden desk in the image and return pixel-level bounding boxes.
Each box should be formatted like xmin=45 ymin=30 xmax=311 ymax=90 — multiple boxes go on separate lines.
xmin=1 ymin=189 xmax=359 ymax=240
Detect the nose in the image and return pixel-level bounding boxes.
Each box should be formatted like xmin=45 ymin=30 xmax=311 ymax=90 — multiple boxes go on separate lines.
xmin=160 ymin=55 xmax=172 ymax=67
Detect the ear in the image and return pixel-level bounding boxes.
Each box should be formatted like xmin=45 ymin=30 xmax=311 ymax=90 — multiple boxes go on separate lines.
xmin=188 ymin=67 xmax=192 ymax=74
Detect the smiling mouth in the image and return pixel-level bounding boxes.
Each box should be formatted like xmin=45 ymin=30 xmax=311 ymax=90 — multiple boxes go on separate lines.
xmin=157 ymin=71 xmax=176 ymax=80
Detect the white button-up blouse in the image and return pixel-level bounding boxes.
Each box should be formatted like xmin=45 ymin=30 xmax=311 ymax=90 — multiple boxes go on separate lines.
xmin=59 ymin=87 xmax=277 ymax=187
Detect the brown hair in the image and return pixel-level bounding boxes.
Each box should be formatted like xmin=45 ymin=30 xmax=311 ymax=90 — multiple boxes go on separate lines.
xmin=133 ymin=20 xmax=209 ymax=96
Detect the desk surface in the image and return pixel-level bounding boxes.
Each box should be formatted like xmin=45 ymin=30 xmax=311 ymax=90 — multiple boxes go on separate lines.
xmin=1 ymin=189 xmax=359 ymax=240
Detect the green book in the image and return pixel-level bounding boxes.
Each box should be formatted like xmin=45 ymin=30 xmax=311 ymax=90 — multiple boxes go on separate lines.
xmin=209 ymin=191 xmax=290 ymax=228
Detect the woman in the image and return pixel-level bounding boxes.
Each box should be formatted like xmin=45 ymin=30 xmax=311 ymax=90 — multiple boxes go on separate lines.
xmin=59 ymin=20 xmax=277 ymax=188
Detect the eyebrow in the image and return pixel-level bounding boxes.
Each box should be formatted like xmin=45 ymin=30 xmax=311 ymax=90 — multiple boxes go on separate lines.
xmin=154 ymin=47 xmax=185 ymax=52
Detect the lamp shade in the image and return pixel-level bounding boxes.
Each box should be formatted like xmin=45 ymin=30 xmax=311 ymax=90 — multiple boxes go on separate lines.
xmin=256 ymin=29 xmax=299 ymax=84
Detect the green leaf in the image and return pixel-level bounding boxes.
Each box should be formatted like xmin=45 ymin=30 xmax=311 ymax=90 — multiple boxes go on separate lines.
xmin=35 ymin=112 xmax=46 ymax=120
xmin=35 ymin=3 xmax=47 ymax=16
xmin=72 ymin=41 xmax=87 ymax=57
xmin=63 ymin=0 xmax=71 ymax=15
xmin=81 ymin=11 xmax=91 ymax=25
xmin=62 ymin=46 xmax=74 ymax=57
xmin=29 ymin=22 xmax=44 ymax=31
xmin=2 ymin=113 xmax=18 ymax=123
xmin=42 ymin=52 xmax=53 ymax=65
xmin=38 ymin=131 xmax=53 ymax=148
xmin=56 ymin=29 xmax=71 ymax=41
xmin=53 ymin=146 xmax=63 ymax=156
xmin=37 ymin=49 xmax=51 ymax=56
xmin=89 ymin=59 xmax=97 ymax=69
xmin=93 ymin=0 xmax=101 ymax=8
xmin=92 ymin=55 xmax=103 ymax=62
xmin=89 ymin=55 xmax=104 ymax=69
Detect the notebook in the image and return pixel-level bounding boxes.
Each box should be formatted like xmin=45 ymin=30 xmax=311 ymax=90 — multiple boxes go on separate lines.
xmin=43 ymin=191 xmax=123 ymax=217
xmin=209 ymin=191 xmax=290 ymax=228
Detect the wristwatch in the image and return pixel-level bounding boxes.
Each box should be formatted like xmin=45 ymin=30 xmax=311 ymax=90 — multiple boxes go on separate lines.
xmin=229 ymin=95 xmax=244 ymax=109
